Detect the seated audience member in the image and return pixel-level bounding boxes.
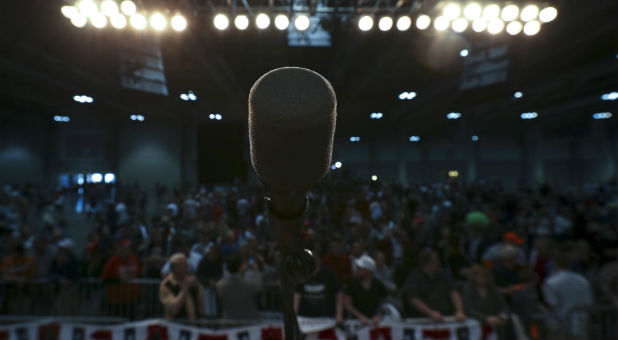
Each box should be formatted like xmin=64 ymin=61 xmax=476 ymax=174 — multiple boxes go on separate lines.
xmin=159 ymin=253 xmax=204 ymax=320
xmin=101 ymin=239 xmax=141 ymax=319
xmin=28 ymin=235 xmax=56 ymax=279
xmin=463 ymin=265 xmax=509 ymax=339
xmin=542 ymin=250 xmax=594 ymax=339
xmin=322 ymin=237 xmax=352 ymax=284
xmin=51 ymin=238 xmax=80 ymax=315
xmin=404 ymin=249 xmax=466 ymax=322
xmin=1 ymin=242 xmax=35 ymax=282
xmin=216 ymin=253 xmax=262 ymax=320
xmin=374 ymin=250 xmax=397 ymax=293
xmin=344 ymin=255 xmax=388 ymax=325
xmin=196 ymin=243 xmax=223 ymax=288
xmin=294 ymin=250 xmax=343 ymax=324
xmin=160 ymin=238 xmax=202 ymax=276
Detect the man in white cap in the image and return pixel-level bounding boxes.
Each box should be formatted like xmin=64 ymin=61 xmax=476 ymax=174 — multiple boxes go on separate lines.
xmin=344 ymin=254 xmax=388 ymax=326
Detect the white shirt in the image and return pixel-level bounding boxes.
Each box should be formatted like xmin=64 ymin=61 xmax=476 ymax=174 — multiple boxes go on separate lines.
xmin=160 ymin=251 xmax=203 ymax=276
xmin=542 ymin=270 xmax=593 ymax=336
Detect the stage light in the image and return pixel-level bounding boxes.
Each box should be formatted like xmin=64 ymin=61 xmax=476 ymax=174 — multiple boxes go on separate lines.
xmin=101 ymin=0 xmax=118 ymax=16
xmin=120 ymin=0 xmax=136 ymax=16
xmin=78 ymin=0 xmax=98 ymax=18
xmin=358 ymin=15 xmax=373 ymax=31
xmin=378 ymin=16 xmax=393 ymax=31
xmin=539 ymin=7 xmax=557 ymax=23
xmin=487 ymin=19 xmax=504 ymax=34
xmin=448 ymin=170 xmax=459 ymax=178
xmin=187 ymin=91 xmax=197 ymax=101
xmin=214 ymin=13 xmax=229 ymax=30
xmin=447 ymin=112 xmax=461 ymax=119
xmin=104 ymin=173 xmax=116 ymax=183
xmin=215 ymin=114 xmax=222 ymax=120
xmin=53 ymin=115 xmax=70 ymax=122
xmin=274 ymin=14 xmax=289 ymax=30
xmin=61 ymin=6 xmax=78 ymax=19
xmin=130 ymin=13 xmax=147 ymax=30
xmin=396 ymin=16 xmax=411 ymax=31
xmin=514 ymin=91 xmax=523 ymax=98
xmin=601 ymin=92 xmax=618 ymax=100
xmin=523 ymin=20 xmax=540 ymax=35
xmin=521 ymin=5 xmax=539 ymax=21
xmin=150 ymin=13 xmax=167 ymax=31
xmin=294 ymin=14 xmax=310 ymax=31
xmin=371 ymin=175 xmax=378 ymax=181
xmin=234 ymin=14 xmax=249 ymax=30
xmin=460 ymin=49 xmax=469 ymax=57
xmin=501 ymin=5 xmax=519 ymax=21
xmin=472 ymin=18 xmax=487 ymax=32
xmin=111 ymin=13 xmax=127 ymax=29
xmin=482 ymin=4 xmax=500 ymax=20
xmin=520 ymin=112 xmax=538 ymax=119
xmin=350 ymin=136 xmax=360 ymax=142
xmin=91 ymin=13 xmax=107 ymax=28
xmin=209 ymin=114 xmax=215 ymax=119
xmin=409 ymin=136 xmax=421 ymax=142
xmin=416 ymin=15 xmax=431 ymax=30
xmin=452 ymin=18 xmax=468 ymax=32
xmin=399 ymin=91 xmax=416 ymax=100
xmin=91 ymin=173 xmax=103 ymax=183
xmin=71 ymin=14 xmax=88 ymax=27
xmin=443 ymin=3 xmax=461 ymax=20
xmin=74 ymin=95 xmax=93 ymax=103
xmin=434 ymin=16 xmax=449 ymax=31
xmin=593 ymin=112 xmax=612 ymax=119
xmin=335 ymin=161 xmax=342 ymax=168
xmin=464 ymin=3 xmax=482 ymax=20
xmin=256 ymin=13 xmax=270 ymax=29
xmin=506 ymin=21 xmax=523 ymax=35
xmin=171 ymin=15 xmax=187 ymax=31
xmin=472 ymin=135 xmax=479 ymax=141
xmin=370 ymin=112 xmax=383 ymax=119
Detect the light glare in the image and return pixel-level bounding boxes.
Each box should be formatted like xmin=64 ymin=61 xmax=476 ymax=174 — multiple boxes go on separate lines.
xmin=120 ymin=1 xmax=136 ymax=16
xmin=501 ymin=5 xmax=519 ymax=21
xmin=171 ymin=15 xmax=187 ymax=31
xmin=78 ymin=0 xmax=98 ymax=18
xmin=150 ymin=13 xmax=167 ymax=31
xmin=463 ymin=3 xmax=482 ymax=20
xmin=487 ymin=19 xmax=504 ymax=34
xmin=71 ymin=14 xmax=88 ymax=27
xmin=274 ymin=14 xmax=289 ymax=30
xmin=378 ymin=16 xmax=393 ymax=31
xmin=434 ymin=16 xmax=449 ymax=31
xmin=521 ymin=5 xmax=539 ymax=21
xmin=482 ymin=4 xmax=500 ymax=20
xmin=130 ymin=13 xmax=147 ymax=30
xmin=214 ymin=14 xmax=230 ymax=30
xmin=443 ymin=3 xmax=461 ymax=20
xmin=416 ymin=15 xmax=431 ymax=30
xmin=452 ymin=18 xmax=468 ymax=32
xmin=371 ymin=175 xmax=378 ymax=181
xmin=460 ymin=49 xmax=469 ymax=57
xmin=110 ymin=13 xmax=127 ymax=29
xmin=234 ymin=15 xmax=249 ymax=30
xmin=472 ymin=18 xmax=487 ymax=32
xmin=506 ymin=21 xmax=523 ymax=35
xmin=358 ymin=15 xmax=373 ymax=31
xmin=101 ymin=0 xmax=119 ymax=16
xmin=523 ymin=20 xmax=540 ymax=35
xmin=91 ymin=13 xmax=107 ymax=28
xmin=396 ymin=16 xmax=412 ymax=31
xmin=61 ymin=6 xmax=78 ymax=19
xmin=294 ymin=14 xmax=310 ymax=31
xmin=539 ymin=7 xmax=558 ymax=23
xmin=255 ymin=13 xmax=270 ymax=29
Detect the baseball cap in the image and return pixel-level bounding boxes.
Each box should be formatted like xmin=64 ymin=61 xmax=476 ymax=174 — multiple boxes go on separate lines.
xmin=503 ymin=232 xmax=524 ymax=245
xmin=57 ymin=238 xmax=74 ymax=250
xmin=354 ymin=255 xmax=376 ymax=271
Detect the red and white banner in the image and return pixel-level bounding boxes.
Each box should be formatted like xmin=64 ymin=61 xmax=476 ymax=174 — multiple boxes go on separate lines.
xmin=0 ymin=317 xmax=492 ymax=340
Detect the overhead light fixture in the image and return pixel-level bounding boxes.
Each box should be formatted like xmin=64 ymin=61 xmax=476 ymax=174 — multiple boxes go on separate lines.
xmin=464 ymin=3 xmax=482 ymax=20
xmin=446 ymin=112 xmax=461 ymax=119
xmin=506 ymin=21 xmax=523 ymax=35
xmin=71 ymin=14 xmax=88 ymax=27
xmin=396 ymin=16 xmax=412 ymax=31
xmin=452 ymin=18 xmax=468 ymax=32
xmin=91 ymin=173 xmax=103 ymax=183
xmin=180 ymin=90 xmax=197 ymax=101
xmin=255 ymin=13 xmax=270 ymax=29
xmin=101 ymin=0 xmax=119 ymax=16
xmin=460 ymin=49 xmax=469 ymax=57
xmin=214 ymin=13 xmax=230 ymax=30
xmin=592 ymin=112 xmax=612 ymax=119
xmin=334 ymin=161 xmax=342 ymax=168
xmin=130 ymin=114 xmax=145 ymax=121
xmin=91 ymin=13 xmax=108 ymax=28
xmin=73 ymin=94 xmax=93 ymax=103
xmin=416 ymin=15 xmax=431 ymax=30
xmin=110 ymin=13 xmax=127 ymax=29
xmin=150 ymin=12 xmax=167 ymax=31
xmin=234 ymin=14 xmax=249 ymax=30
xmin=514 ymin=91 xmax=523 ymax=98
xmin=520 ymin=112 xmax=538 ymax=119
xmin=399 ymin=91 xmax=416 ymax=100
xmin=472 ymin=135 xmax=479 ymax=141
xmin=130 ymin=13 xmax=147 ymax=30
xmin=501 ymin=5 xmax=519 ymax=21
xmin=294 ymin=14 xmax=310 ymax=31
xmin=104 ymin=173 xmax=116 ymax=184
xmin=601 ymin=92 xmax=618 ymax=100
xmin=523 ymin=20 xmax=541 ymax=35
xmin=274 ymin=14 xmax=289 ymax=30
xmin=443 ymin=3 xmax=461 ymax=20
xmin=371 ymin=175 xmax=378 ymax=181
xmin=350 ymin=136 xmax=360 ymax=142
xmin=448 ymin=170 xmax=459 ymax=178
xmin=359 ymin=15 xmax=373 ymax=31
xmin=472 ymin=18 xmax=487 ymax=32
xmin=61 ymin=6 xmax=78 ymax=19
xmin=482 ymin=4 xmax=500 ymax=20
xmin=78 ymin=0 xmax=98 ymax=18
xmin=53 ymin=115 xmax=70 ymax=122
xmin=521 ymin=5 xmax=539 ymax=21
xmin=378 ymin=16 xmax=393 ymax=31
xmin=409 ymin=136 xmax=421 ymax=142
xmin=370 ymin=112 xmax=383 ymax=119
xmin=487 ymin=19 xmax=504 ymax=34
xmin=171 ymin=15 xmax=187 ymax=31
xmin=434 ymin=16 xmax=449 ymax=31
xmin=120 ymin=0 xmax=136 ymax=16
xmin=539 ymin=7 xmax=558 ymax=23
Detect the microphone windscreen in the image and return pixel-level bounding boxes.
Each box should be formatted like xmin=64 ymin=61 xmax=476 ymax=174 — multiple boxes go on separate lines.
xmin=249 ymin=67 xmax=337 ymax=190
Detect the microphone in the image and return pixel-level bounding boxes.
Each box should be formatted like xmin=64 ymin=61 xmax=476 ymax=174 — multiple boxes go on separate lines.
xmin=248 ymin=67 xmax=337 ymax=191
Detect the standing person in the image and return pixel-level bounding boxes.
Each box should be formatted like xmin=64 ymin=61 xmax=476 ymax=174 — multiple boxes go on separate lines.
xmin=1 ymin=241 xmax=35 ymax=314
xmin=159 ymin=253 xmax=204 ymax=320
xmin=463 ymin=265 xmax=509 ymax=339
xmin=344 ymin=255 xmax=388 ymax=326
xmin=542 ymin=250 xmax=594 ymax=339
xmin=404 ymin=250 xmax=466 ymax=322
xmin=101 ymin=239 xmax=141 ymax=319
xmin=216 ymin=254 xmax=262 ymax=320
xmin=373 ymin=250 xmax=397 ymax=293
xmin=294 ymin=250 xmax=344 ymax=324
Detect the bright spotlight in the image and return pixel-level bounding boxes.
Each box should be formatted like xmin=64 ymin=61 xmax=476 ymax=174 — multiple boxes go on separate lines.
xmin=409 ymin=136 xmax=421 ymax=142
xmin=472 ymin=135 xmax=479 ymax=141
xmin=78 ymin=0 xmax=98 ymax=18
xmin=396 ymin=16 xmax=412 ymax=31
xmin=452 ymin=18 xmax=468 ymax=32
xmin=61 ymin=6 xmax=78 ymax=19
xmin=234 ymin=14 xmax=249 ymax=30
xmin=91 ymin=173 xmax=103 ymax=183
xmin=209 ymin=114 xmax=215 ymax=119
xmin=506 ymin=21 xmax=522 ymax=35
xmin=104 ymin=173 xmax=116 ymax=183
xmin=214 ymin=13 xmax=230 ymax=30
xmin=463 ymin=3 xmax=482 ymax=20
xmin=521 ymin=5 xmax=539 ymax=21
xmin=101 ymin=0 xmax=118 ymax=16
xmin=358 ymin=15 xmax=373 ymax=31
xmin=111 ymin=13 xmax=127 ymax=29
xmin=416 ymin=15 xmax=431 ymax=30
xmin=539 ymin=7 xmax=558 ymax=23
xmin=120 ymin=0 xmax=136 ymax=16
xmin=523 ymin=20 xmax=540 ymax=35
xmin=294 ymin=14 xmax=310 ymax=31
xmin=448 ymin=170 xmax=459 ymax=178
xmin=71 ymin=14 xmax=88 ymax=27
xmin=335 ymin=161 xmax=342 ymax=168
xmin=150 ymin=13 xmax=167 ymax=31
xmin=350 ymin=136 xmax=360 ymax=142
xmin=256 ymin=13 xmax=270 ymax=29
xmin=171 ymin=15 xmax=187 ymax=31
xmin=130 ymin=13 xmax=147 ymax=30
xmin=274 ymin=14 xmax=289 ymax=30
xmin=501 ymin=5 xmax=519 ymax=21
xmin=187 ymin=91 xmax=197 ymax=101
xmin=601 ymin=92 xmax=618 ymax=100
xmin=487 ymin=19 xmax=504 ymax=34
xmin=91 ymin=13 xmax=107 ymax=28
xmin=434 ymin=16 xmax=449 ymax=31
xmin=180 ymin=93 xmax=189 ymax=101
xmin=460 ymin=49 xmax=469 ymax=57
xmin=472 ymin=18 xmax=487 ymax=32
xmin=371 ymin=175 xmax=378 ymax=181
xmin=482 ymin=4 xmax=500 ymax=20
xmin=399 ymin=91 xmax=416 ymax=100
xmin=378 ymin=16 xmax=393 ymax=31
xmin=443 ymin=3 xmax=461 ymax=20
xmin=514 ymin=91 xmax=523 ymax=98
xmin=593 ymin=112 xmax=612 ymax=119
xmin=215 ymin=114 xmax=222 ymax=120
xmin=446 ymin=112 xmax=461 ymax=119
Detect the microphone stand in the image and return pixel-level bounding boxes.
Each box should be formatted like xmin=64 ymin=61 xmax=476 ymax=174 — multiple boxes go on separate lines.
xmin=266 ymin=192 xmax=314 ymax=340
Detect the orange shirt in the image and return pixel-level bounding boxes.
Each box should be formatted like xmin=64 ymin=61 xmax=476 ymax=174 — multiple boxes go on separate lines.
xmin=1 ymin=256 xmax=35 ymax=280
xmin=101 ymin=254 xmax=141 ymax=303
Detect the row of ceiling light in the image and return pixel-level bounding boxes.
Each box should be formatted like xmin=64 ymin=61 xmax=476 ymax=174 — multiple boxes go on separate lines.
xmin=61 ymin=0 xmax=187 ymax=31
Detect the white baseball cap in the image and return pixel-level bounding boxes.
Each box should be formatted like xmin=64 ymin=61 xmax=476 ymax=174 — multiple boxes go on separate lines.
xmin=354 ymin=255 xmax=376 ymax=271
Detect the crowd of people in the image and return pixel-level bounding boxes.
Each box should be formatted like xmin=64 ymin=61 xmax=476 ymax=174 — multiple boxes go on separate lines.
xmin=1 ymin=174 xmax=617 ymax=339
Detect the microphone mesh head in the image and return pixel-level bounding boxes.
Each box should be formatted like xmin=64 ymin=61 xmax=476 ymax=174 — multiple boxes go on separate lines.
xmin=249 ymin=67 xmax=337 ymax=190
